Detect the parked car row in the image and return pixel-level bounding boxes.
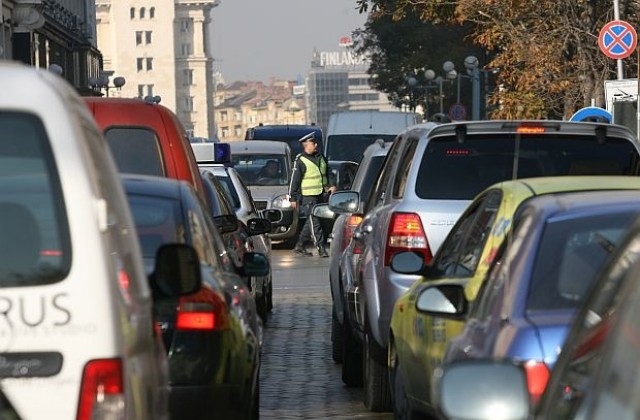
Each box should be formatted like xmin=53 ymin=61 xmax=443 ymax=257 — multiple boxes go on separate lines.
xmin=315 ymin=117 xmax=640 ymax=418
xmin=0 ymin=63 xmax=279 ymax=420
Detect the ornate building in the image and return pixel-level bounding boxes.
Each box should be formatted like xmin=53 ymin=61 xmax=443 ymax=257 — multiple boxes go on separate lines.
xmin=95 ymin=0 xmax=220 ymax=139
xmin=1 ymin=0 xmax=102 ymax=95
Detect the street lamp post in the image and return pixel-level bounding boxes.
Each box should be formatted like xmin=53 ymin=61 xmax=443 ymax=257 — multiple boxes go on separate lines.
xmin=425 ymin=62 xmax=457 ymax=116
xmin=88 ymin=72 xmax=126 ymax=97
xmin=464 ymin=56 xmax=481 ymax=121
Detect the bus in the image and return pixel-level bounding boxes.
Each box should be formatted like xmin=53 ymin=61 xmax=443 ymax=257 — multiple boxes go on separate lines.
xmin=245 ymin=124 xmax=324 ymax=157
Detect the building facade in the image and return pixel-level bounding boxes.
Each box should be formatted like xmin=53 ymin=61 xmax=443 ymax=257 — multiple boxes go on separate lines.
xmin=95 ymin=0 xmax=219 ymax=139
xmin=1 ymin=0 xmax=102 ymax=95
xmin=306 ymin=47 xmax=399 ymax=133
xmin=214 ymin=79 xmax=306 ymax=142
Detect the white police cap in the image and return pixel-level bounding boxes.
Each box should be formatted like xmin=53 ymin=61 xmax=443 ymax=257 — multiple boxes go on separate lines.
xmin=298 ymin=132 xmax=316 ymax=143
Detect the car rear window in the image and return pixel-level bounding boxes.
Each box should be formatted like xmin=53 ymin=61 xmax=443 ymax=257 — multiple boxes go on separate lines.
xmin=527 ymin=211 xmax=638 ymax=311
xmin=104 ymin=127 xmax=165 ymax=176
xmin=0 ymin=112 xmax=71 ymax=286
xmin=127 ymin=195 xmax=181 ymax=258
xmin=214 ymin=175 xmax=241 ymax=210
xmin=326 ymin=134 xmax=396 ymax=163
xmin=416 ymin=134 xmax=640 ymax=200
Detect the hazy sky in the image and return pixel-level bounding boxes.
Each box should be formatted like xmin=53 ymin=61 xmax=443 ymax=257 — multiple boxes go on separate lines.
xmin=211 ymin=0 xmax=368 ymax=83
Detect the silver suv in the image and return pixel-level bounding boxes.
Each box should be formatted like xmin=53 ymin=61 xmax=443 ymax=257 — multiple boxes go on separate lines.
xmin=330 ymin=120 xmax=640 ymax=411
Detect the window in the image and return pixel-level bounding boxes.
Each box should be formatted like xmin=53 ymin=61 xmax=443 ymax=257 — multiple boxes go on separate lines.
xmin=136 ymin=58 xmax=143 ymax=71
xmin=183 ymin=69 xmax=194 ymax=86
xmin=181 ymin=19 xmax=191 ymax=32
xmin=138 ymin=85 xmax=145 ymax=98
xmin=392 ymin=138 xmax=419 ymax=198
xmin=149 ymin=7 xmax=155 ymax=18
xmin=140 ymin=7 xmax=146 ymax=18
xmin=104 ymin=128 xmax=164 ymax=177
xmin=147 ymin=85 xmax=154 ymax=97
xmin=135 ymin=31 xmax=142 ymax=46
xmin=146 ymin=58 xmax=153 ymax=71
xmin=185 ymin=97 xmax=194 ymax=112
xmin=130 ymin=7 xmax=135 ymax=19
xmin=181 ymin=44 xmax=192 ymax=56
xmin=0 ymin=112 xmax=71 ymax=286
xmin=234 ymin=126 xmax=242 ymax=137
xmin=145 ymin=31 xmax=152 ymax=45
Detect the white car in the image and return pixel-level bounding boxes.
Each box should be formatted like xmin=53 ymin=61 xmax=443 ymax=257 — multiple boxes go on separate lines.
xmin=199 ymin=162 xmax=276 ymax=314
xmin=0 ymin=62 xmax=197 ymax=419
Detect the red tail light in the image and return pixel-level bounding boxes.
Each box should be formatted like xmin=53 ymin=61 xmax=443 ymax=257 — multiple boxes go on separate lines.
xmin=523 ymin=360 xmax=550 ymax=405
xmin=176 ymin=290 xmax=230 ymax=331
xmin=342 ymin=214 xmax=363 ymax=251
xmin=384 ymin=212 xmax=431 ymax=266
xmin=77 ymin=359 xmax=124 ymax=420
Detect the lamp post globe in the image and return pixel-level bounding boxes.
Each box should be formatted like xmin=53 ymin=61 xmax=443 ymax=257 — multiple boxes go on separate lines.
xmin=464 ymin=55 xmax=479 ymax=71
xmin=424 ymin=69 xmax=436 ymax=81
xmin=442 ymin=61 xmax=455 ymax=73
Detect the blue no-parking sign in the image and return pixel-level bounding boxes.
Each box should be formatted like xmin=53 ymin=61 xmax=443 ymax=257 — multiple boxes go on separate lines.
xmin=569 ymin=107 xmax=613 ymax=123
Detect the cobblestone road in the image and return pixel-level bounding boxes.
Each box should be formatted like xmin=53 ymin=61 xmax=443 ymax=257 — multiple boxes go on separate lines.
xmin=260 ymin=249 xmax=393 ymax=420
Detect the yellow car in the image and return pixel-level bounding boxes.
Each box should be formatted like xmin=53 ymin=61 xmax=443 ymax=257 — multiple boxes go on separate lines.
xmin=388 ymin=175 xmax=640 ymax=419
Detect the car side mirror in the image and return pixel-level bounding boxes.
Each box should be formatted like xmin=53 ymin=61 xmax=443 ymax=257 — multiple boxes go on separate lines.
xmin=213 ymin=214 xmax=239 ymax=234
xmin=435 ymin=360 xmax=530 ymax=420
xmin=242 ymin=252 xmax=270 ymax=277
xmin=390 ymin=251 xmax=425 ymax=274
xmin=311 ymin=203 xmax=335 ymax=219
xmin=328 ymin=190 xmax=359 ymax=214
xmin=150 ymin=244 xmax=201 ymax=297
xmin=416 ymin=284 xmax=467 ymax=319
xmin=246 ymin=218 xmax=272 ymax=236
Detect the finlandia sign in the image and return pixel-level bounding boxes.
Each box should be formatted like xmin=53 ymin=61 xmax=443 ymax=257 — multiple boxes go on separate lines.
xmin=319 ymin=51 xmax=368 ymax=67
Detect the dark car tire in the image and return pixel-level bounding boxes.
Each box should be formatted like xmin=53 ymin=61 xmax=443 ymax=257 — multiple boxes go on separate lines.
xmin=331 ymin=307 xmax=344 ymax=363
xmin=256 ymin=281 xmax=268 ymax=322
xmin=391 ymin=344 xmax=411 ymax=420
xmin=341 ymin=311 xmax=363 ymax=387
xmin=363 ymin=331 xmax=392 ymax=412
xmin=282 ymin=235 xmax=297 ymax=249
xmin=267 ymin=280 xmax=273 ymax=311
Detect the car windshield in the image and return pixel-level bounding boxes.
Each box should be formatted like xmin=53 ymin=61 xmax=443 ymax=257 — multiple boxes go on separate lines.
xmin=416 ymin=134 xmax=639 ymax=200
xmin=232 ymin=154 xmax=289 ymax=186
xmin=527 ymin=211 xmax=638 ymax=311
xmin=326 ymin=134 xmax=396 ymax=163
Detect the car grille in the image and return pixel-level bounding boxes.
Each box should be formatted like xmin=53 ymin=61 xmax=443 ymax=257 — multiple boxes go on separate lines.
xmin=255 ymin=201 xmax=268 ymax=210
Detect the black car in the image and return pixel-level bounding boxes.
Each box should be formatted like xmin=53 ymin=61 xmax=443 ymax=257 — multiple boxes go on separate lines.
xmin=122 ymin=174 xmax=269 ymax=420
xmin=200 ymin=171 xmax=274 ymax=320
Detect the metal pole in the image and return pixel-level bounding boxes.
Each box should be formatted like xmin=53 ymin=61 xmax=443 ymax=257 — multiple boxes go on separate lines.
xmin=424 ymin=85 xmax=429 ymax=120
xmin=614 ymin=0 xmax=623 ymax=79
xmin=472 ymin=68 xmax=481 ymax=120
xmin=637 ymin=47 xmax=639 ymax=139
xmin=439 ymin=79 xmax=444 ymax=114
xmin=457 ymin=73 xmax=461 ymax=104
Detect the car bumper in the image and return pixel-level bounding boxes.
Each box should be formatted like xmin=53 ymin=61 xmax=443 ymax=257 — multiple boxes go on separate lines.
xmin=169 ymin=383 xmax=244 ymax=419
xmin=269 ymin=208 xmax=298 ymax=240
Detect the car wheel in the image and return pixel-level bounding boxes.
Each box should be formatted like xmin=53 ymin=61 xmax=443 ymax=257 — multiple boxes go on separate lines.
xmin=282 ymin=235 xmax=297 ymax=249
xmin=267 ymin=279 xmax=273 ymax=311
xmin=331 ymin=307 xmax=344 ymax=363
xmin=341 ymin=309 xmax=363 ymax=386
xmin=363 ymin=332 xmax=391 ymax=412
xmin=390 ymin=343 xmax=411 ymax=420
xmin=256 ymin=281 xmax=268 ymax=322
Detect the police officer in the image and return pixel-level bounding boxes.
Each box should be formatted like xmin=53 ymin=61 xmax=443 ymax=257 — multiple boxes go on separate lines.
xmin=289 ymin=132 xmax=336 ymax=257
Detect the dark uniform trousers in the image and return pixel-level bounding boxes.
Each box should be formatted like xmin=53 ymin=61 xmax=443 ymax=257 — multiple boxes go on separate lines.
xmin=297 ymin=193 xmax=326 ymax=248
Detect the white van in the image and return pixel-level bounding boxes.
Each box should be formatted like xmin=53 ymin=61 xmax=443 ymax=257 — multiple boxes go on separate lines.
xmin=0 ymin=62 xmax=195 ymax=419
xmin=325 ymin=111 xmax=421 ymax=163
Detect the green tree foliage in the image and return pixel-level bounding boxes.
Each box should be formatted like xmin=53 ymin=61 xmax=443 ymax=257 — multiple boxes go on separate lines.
xmin=355 ymin=0 xmax=640 ymax=119
xmin=352 ymin=8 xmax=484 ymax=116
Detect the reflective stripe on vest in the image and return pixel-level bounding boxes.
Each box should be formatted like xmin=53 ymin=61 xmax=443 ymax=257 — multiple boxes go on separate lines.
xmin=299 ymin=155 xmax=327 ymax=196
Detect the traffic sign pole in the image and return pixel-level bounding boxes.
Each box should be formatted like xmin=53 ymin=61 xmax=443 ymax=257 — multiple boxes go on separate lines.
xmin=614 ymin=0 xmax=623 ymax=79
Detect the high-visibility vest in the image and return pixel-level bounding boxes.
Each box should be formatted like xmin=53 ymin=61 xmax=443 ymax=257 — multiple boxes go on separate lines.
xmin=299 ymin=155 xmax=327 ymax=196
